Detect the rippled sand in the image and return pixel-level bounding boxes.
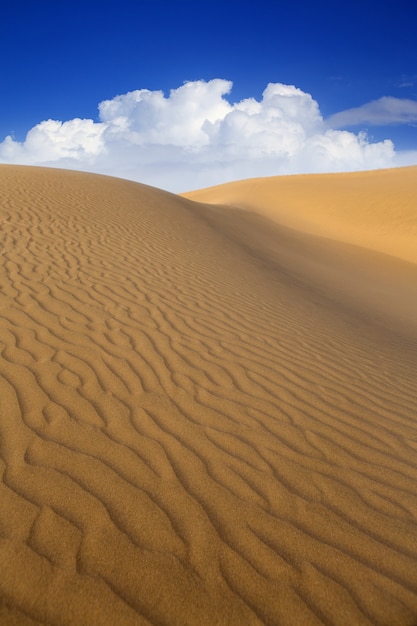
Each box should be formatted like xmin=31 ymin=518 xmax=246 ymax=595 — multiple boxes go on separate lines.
xmin=1 ymin=165 xmax=417 ymax=625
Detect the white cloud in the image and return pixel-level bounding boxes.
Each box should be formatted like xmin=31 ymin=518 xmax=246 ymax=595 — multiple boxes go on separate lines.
xmin=99 ymin=79 xmax=233 ymax=147
xmin=0 ymin=79 xmax=414 ymax=192
xmin=327 ymin=96 xmax=417 ymax=128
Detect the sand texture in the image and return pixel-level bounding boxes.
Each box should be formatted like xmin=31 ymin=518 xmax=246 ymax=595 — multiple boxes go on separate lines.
xmin=1 ymin=165 xmax=417 ymax=625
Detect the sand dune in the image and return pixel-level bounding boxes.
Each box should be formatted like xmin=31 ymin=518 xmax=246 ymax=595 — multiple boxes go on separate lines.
xmin=1 ymin=164 xmax=417 ymax=625
xmin=184 ymin=166 xmax=417 ymax=265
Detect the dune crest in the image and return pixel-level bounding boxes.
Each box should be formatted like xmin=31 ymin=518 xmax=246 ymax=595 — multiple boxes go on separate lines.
xmin=184 ymin=166 xmax=417 ymax=265
xmin=1 ymin=165 xmax=417 ymax=625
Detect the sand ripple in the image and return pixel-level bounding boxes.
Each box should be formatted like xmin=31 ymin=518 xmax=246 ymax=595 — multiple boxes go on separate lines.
xmin=1 ymin=165 xmax=417 ymax=625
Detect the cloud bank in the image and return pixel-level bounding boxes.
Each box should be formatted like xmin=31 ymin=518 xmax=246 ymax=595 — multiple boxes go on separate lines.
xmin=1 ymin=79 xmax=415 ymax=191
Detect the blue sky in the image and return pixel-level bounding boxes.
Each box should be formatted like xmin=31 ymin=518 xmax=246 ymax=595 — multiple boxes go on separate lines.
xmin=1 ymin=0 xmax=416 ymax=191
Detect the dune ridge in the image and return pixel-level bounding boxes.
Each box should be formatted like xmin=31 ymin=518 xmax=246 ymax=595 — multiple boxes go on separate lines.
xmin=0 ymin=165 xmax=417 ymax=625
xmin=183 ymin=166 xmax=417 ymax=265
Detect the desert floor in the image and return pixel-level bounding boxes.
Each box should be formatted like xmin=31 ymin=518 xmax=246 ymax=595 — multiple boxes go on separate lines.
xmin=1 ymin=165 xmax=417 ymax=625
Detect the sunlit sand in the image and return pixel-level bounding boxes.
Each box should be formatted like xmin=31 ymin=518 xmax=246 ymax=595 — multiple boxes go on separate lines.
xmin=1 ymin=165 xmax=417 ymax=625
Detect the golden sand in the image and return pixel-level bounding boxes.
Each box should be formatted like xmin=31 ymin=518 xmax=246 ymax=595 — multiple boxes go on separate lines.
xmin=1 ymin=165 xmax=417 ymax=625
xmin=184 ymin=167 xmax=417 ymax=264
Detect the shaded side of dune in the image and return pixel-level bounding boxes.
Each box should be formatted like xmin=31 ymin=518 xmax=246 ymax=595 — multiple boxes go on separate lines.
xmin=183 ymin=166 xmax=417 ymax=265
xmin=1 ymin=166 xmax=417 ymax=626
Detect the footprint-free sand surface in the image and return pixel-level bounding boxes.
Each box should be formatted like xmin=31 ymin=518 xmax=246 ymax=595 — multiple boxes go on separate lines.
xmin=1 ymin=165 xmax=417 ymax=625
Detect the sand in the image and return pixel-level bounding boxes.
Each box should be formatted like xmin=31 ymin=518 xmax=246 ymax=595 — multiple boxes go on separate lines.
xmin=0 ymin=164 xmax=416 ymax=625
xmin=184 ymin=167 xmax=417 ymax=265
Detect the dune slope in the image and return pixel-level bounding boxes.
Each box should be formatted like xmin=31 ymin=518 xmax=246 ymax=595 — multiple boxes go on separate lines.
xmin=1 ymin=165 xmax=417 ymax=625
xmin=184 ymin=166 xmax=417 ymax=265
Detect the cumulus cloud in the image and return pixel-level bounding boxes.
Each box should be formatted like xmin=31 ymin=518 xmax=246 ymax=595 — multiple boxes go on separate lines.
xmin=0 ymin=79 xmax=413 ymax=192
xmin=327 ymin=96 xmax=417 ymax=128
xmin=1 ymin=118 xmax=106 ymax=161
